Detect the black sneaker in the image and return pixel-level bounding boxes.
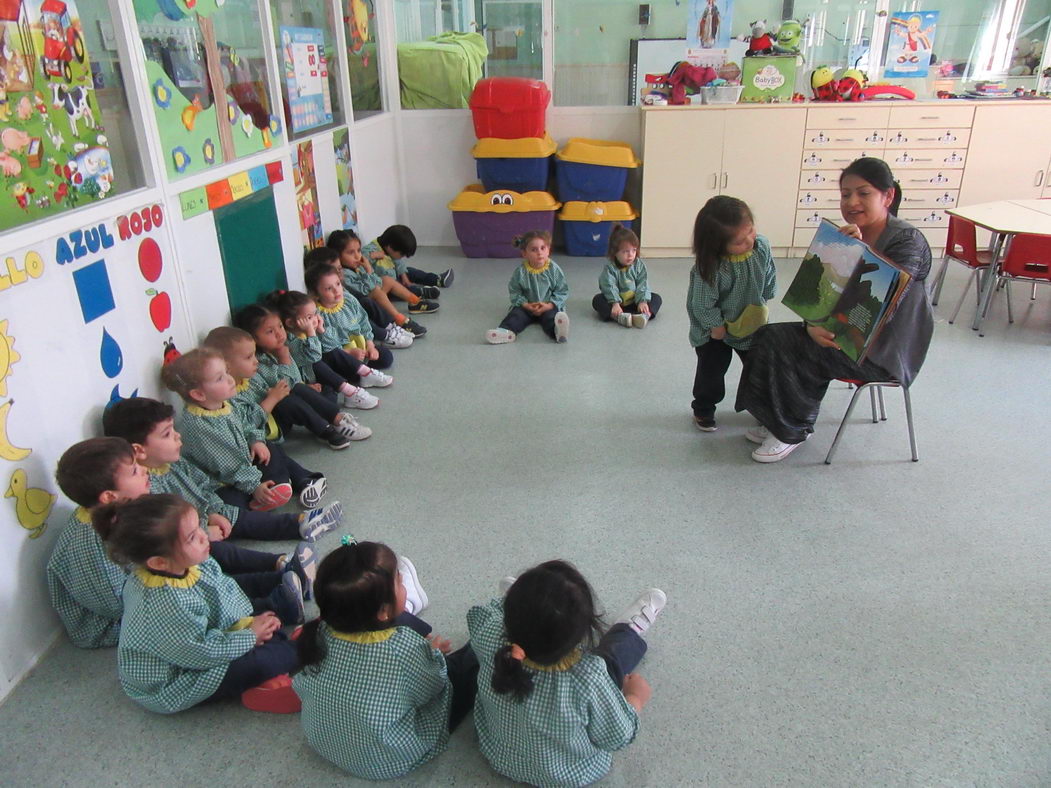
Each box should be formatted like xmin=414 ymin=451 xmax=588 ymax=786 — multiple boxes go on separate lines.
xmin=402 ymin=318 xmax=427 ymax=337
xmin=693 ymin=415 xmax=717 ymax=432
xmin=420 ymin=285 xmax=441 ymax=299
xmin=319 ymin=425 xmax=352 ymax=450
xmin=408 ymin=299 xmax=439 ymax=314
xmin=439 ymin=268 xmax=454 ymax=287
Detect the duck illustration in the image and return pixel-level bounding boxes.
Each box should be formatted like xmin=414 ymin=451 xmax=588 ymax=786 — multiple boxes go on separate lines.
xmin=6 ymin=468 xmax=54 ymax=539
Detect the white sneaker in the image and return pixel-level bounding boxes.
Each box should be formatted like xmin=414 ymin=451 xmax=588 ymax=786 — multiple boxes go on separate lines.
xmin=398 ymin=555 xmax=429 ymax=615
xmin=498 ymin=576 xmax=517 ymax=595
xmin=359 ymin=369 xmax=393 ymax=388
xmin=751 ymin=433 xmax=805 ymax=463
xmin=616 ymin=312 xmax=632 ymax=328
xmin=631 ymin=313 xmax=649 ymax=329
xmin=342 ymin=387 xmax=379 ymax=409
xmin=554 ymin=311 xmax=570 ymax=343
xmin=335 ymin=412 xmax=372 ymax=440
xmin=486 ymin=328 xmax=516 ymax=344
xmin=615 ymin=588 xmax=667 ymax=636
xmin=381 ymin=323 xmax=413 ymax=348
xmin=745 ymin=425 xmax=769 ymax=444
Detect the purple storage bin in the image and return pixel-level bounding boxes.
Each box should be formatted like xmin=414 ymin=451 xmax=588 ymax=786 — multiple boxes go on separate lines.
xmin=448 ymin=186 xmax=561 ymax=258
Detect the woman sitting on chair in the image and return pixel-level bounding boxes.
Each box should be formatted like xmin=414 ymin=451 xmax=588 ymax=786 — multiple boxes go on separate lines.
xmin=736 ymin=156 xmax=934 ymax=463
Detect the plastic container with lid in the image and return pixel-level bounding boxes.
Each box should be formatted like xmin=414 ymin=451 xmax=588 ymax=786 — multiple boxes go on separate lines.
xmin=558 ymin=201 xmax=637 ymax=256
xmin=468 ymin=77 xmax=551 ymax=139
xmin=448 ymin=184 xmax=561 ymax=258
xmin=472 ymin=134 xmax=556 ymax=193
xmin=555 ymin=138 xmax=640 ymax=202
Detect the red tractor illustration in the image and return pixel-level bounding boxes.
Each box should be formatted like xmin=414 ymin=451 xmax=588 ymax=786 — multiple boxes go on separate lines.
xmin=39 ymin=0 xmax=84 ymax=83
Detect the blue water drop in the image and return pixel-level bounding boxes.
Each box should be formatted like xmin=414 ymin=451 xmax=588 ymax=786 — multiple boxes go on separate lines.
xmin=100 ymin=329 xmax=123 ymax=379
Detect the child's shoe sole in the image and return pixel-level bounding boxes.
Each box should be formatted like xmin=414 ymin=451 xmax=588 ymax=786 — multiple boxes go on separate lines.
xmin=486 ymin=329 xmax=516 ymax=345
xmin=241 ymin=675 xmax=301 ymax=714
xmin=299 ymin=501 xmax=342 ymax=541
xmin=439 ymin=268 xmax=454 ymax=287
xmin=554 ymin=311 xmax=570 ymax=343
xmin=299 ymin=476 xmax=327 ymax=508
xmin=248 ymin=482 xmax=293 ymax=512
xmin=631 ymin=314 xmax=649 ymax=329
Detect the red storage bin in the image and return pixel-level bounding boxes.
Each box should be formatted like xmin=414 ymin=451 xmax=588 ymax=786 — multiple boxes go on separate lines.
xmin=469 ymin=77 xmax=550 ymax=139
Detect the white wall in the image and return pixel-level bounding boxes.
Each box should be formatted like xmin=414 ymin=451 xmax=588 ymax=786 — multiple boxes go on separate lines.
xmin=350 ymin=115 xmax=404 ymax=242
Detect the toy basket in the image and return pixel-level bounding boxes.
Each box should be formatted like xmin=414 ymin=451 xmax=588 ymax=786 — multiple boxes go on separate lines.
xmin=555 ymin=138 xmax=640 ymax=202
xmin=701 ymin=85 xmax=743 ymax=104
xmin=472 ymin=134 xmax=556 ymax=192
xmin=448 ymin=185 xmax=561 ymax=258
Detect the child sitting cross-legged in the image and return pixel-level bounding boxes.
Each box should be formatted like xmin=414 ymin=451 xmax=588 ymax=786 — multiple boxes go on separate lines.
xmin=161 ymin=348 xmax=328 ymax=512
xmin=487 ymin=230 xmax=570 ymax=345
xmin=592 ymin=225 xmax=663 ymax=328
xmin=46 ymin=437 xmax=152 ymax=648
xmin=362 ymin=224 xmax=454 ymax=299
xmin=96 ymin=493 xmax=303 ymax=714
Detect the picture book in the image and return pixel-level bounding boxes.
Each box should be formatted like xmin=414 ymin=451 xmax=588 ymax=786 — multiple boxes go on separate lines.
xmin=783 ymin=219 xmax=911 ymax=363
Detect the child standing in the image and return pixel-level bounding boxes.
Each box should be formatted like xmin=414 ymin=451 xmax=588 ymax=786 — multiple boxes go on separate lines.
xmin=688 ymin=196 xmax=777 ymax=432
xmin=468 ymin=560 xmax=666 ymax=786
xmin=96 ymin=494 xmax=301 ymax=714
xmin=592 ymin=225 xmax=663 ymax=328
xmin=362 ymin=224 xmax=454 ymax=297
xmin=294 ymin=541 xmax=479 ymax=779
xmin=486 ymin=230 xmax=571 ymax=344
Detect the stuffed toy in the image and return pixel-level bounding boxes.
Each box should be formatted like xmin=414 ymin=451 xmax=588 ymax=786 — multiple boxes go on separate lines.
xmin=810 ymin=66 xmax=839 ymax=101
xmin=745 ymin=20 xmax=776 ymax=56
xmin=836 ymin=68 xmax=867 ymax=101
xmin=774 ymin=19 xmax=803 ymax=54
xmin=665 ymin=61 xmax=717 ymax=105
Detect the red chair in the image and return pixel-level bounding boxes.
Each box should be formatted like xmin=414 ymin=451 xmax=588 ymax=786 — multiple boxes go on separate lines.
xmin=824 ymin=379 xmax=917 ymax=465
xmin=932 ymin=216 xmax=993 ymax=324
xmin=980 ymin=232 xmax=1051 ymax=331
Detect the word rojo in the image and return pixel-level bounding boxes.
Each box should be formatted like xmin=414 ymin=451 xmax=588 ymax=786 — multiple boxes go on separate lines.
xmin=117 ymin=205 xmax=164 ymax=241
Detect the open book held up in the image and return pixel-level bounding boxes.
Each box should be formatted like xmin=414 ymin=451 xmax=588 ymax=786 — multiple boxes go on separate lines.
xmin=783 ymin=219 xmax=912 ymax=364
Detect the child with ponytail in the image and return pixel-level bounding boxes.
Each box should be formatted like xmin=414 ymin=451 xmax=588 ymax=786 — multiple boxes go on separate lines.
xmin=468 ymin=561 xmax=666 ymax=786
xmin=95 ymin=493 xmax=301 ymax=714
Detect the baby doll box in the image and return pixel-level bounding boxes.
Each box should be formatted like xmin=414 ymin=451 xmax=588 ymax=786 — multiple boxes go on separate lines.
xmin=472 ymin=134 xmax=556 ymax=193
xmin=469 ymin=77 xmax=551 ymax=139
xmin=558 ymin=201 xmax=637 ymax=256
xmin=448 ymin=185 xmax=561 ymax=258
xmin=555 ymin=138 xmax=640 ymax=202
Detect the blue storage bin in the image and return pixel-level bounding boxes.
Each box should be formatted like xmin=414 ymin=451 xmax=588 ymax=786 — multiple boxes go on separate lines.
xmin=555 ymin=138 xmax=640 ymax=201
xmin=472 ymin=135 xmax=556 ymax=193
xmin=558 ymin=201 xmax=638 ymax=256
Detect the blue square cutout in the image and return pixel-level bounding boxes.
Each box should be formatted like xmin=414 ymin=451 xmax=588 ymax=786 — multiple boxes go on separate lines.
xmin=72 ymin=260 xmax=115 ymax=323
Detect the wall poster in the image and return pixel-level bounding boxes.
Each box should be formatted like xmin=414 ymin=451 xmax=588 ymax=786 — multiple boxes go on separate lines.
xmin=332 ymin=127 xmax=356 ymax=231
xmin=687 ymin=0 xmax=733 ymax=62
xmin=885 ymin=11 xmax=938 ymax=78
xmin=292 ymin=138 xmax=322 ymax=250
xmin=281 ymin=25 xmax=332 ymax=133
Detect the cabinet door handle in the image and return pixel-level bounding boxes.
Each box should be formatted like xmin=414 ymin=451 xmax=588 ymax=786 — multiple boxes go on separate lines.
xmin=721 ymin=172 xmax=728 ymax=189
xmin=710 ymin=173 xmax=718 ymax=189
xmin=920 ymin=115 xmax=939 ymax=120
xmin=836 ymin=117 xmax=857 ymax=121
xmin=1036 ymin=169 xmax=1045 ymax=187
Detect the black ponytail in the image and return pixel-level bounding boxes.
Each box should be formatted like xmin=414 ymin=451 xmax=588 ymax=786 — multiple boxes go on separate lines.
xmin=491 ymin=644 xmax=534 ymax=701
xmin=297 ymin=617 xmax=327 ymax=670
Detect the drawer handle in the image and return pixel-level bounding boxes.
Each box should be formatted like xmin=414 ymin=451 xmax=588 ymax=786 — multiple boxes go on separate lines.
xmin=1037 ymin=170 xmax=1045 ymax=187
xmin=836 ymin=117 xmax=857 ymax=121
xmin=920 ymin=115 xmax=939 ymax=119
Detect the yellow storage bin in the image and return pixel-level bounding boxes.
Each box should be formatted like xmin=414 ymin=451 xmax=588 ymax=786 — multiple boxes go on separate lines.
xmin=558 ymin=200 xmax=637 ymax=256
xmin=471 ymin=134 xmax=557 ymax=159
xmin=471 ymin=135 xmax=557 ymax=192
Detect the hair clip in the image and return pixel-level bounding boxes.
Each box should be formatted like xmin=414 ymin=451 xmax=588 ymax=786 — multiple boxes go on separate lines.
xmin=508 ymin=643 xmax=526 ymax=661
xmin=340 ymin=534 xmax=358 ymax=546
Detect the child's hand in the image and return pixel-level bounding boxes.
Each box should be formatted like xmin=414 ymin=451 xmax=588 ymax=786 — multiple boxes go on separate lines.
xmin=362 ymin=259 xmax=374 ymax=274
xmin=347 ymin=347 xmax=366 ymax=361
xmin=269 ymin=379 xmax=291 ymax=400
xmin=838 ymin=223 xmax=863 ymax=241
xmin=365 ymin=341 xmax=379 ymax=361
xmin=296 ymin=315 xmax=316 ymax=337
xmin=313 ymin=314 xmax=326 ymax=334
xmin=806 ymin=324 xmax=841 ymax=350
xmin=399 ymin=273 xmax=412 ymax=288
xmin=537 ymin=302 xmax=555 ymax=313
xmin=250 ymin=441 xmax=271 ymax=465
xmin=274 ymin=346 xmax=293 ymax=365
xmin=250 ymin=612 xmax=281 ymax=644
xmin=251 ymin=480 xmax=282 ymax=507
xmin=710 ymin=325 xmax=727 ymax=340
xmin=622 ymin=673 xmax=652 ymax=711
xmin=426 ymin=633 xmax=453 ymax=654
xmin=308 ymin=383 xmax=322 ymax=392
xmin=640 ymin=302 xmax=651 ymax=317
xmin=206 ymin=513 xmax=232 ymax=540
xmin=610 ymin=303 xmax=623 ymax=318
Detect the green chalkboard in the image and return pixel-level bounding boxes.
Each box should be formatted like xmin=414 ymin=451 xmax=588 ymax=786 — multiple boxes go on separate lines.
xmin=214 ymin=189 xmax=288 ymax=314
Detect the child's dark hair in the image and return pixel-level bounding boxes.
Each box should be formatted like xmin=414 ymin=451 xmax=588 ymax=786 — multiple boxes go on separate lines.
xmin=299 ymin=542 xmax=400 ymax=668
xmin=232 ymin=303 xmax=278 ymax=337
xmin=840 ymin=157 xmax=902 ymax=216
xmin=692 ymin=196 xmax=755 ymax=285
xmin=102 ymin=397 xmax=175 ymax=446
xmin=305 ymin=246 xmax=339 ymax=269
xmin=325 ymin=229 xmax=360 ymax=254
xmin=202 ymin=325 xmax=254 ymax=356
xmin=513 ymin=229 xmax=552 ymax=250
xmin=55 ymin=437 xmax=136 ymax=508
xmin=378 ymin=224 xmax=417 ymax=257
xmin=93 ymin=493 xmax=192 ymax=567
xmin=265 ymin=289 xmax=314 ymax=325
xmin=606 ymin=224 xmax=640 ymax=264
xmin=492 ymin=560 xmax=603 ymax=701
xmin=160 ymin=347 xmax=223 ymax=401
xmin=305 ymin=262 xmax=341 ymax=295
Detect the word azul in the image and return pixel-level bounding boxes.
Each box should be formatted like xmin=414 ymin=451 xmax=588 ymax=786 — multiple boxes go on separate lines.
xmin=56 ymin=224 xmax=115 ymax=265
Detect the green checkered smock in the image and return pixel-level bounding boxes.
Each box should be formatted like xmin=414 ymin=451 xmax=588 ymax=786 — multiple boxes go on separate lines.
xmin=258 ymin=351 xmax=305 ymax=386
xmin=317 ymin=297 xmax=373 ymax=350
xmin=342 ymin=266 xmax=383 ymax=298
xmin=687 ymin=234 xmax=777 ymax=350
xmin=599 ymin=258 xmax=652 ymax=306
xmin=118 ymin=557 xmax=255 ymax=714
xmin=293 ymin=625 xmax=451 ymax=779
xmin=228 ymin=379 xmax=270 ymax=440
xmin=508 ymin=261 xmax=569 ymax=312
xmin=363 ymin=238 xmax=408 ymax=278
xmin=45 ymin=507 xmax=126 ymax=648
xmin=288 ymin=333 xmax=323 ymax=383
xmin=176 ymin=402 xmax=262 ymax=495
xmin=148 ymin=461 xmax=239 ymax=524
xmin=468 ymin=598 xmax=639 ymax=787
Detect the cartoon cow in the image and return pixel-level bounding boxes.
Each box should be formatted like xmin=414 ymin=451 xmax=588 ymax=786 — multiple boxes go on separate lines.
xmin=49 ymin=83 xmax=96 ymax=137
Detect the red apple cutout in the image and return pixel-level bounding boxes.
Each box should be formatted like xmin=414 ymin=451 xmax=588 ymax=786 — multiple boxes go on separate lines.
xmin=138 ymin=238 xmax=163 ymax=282
xmin=146 ymin=289 xmax=172 ymax=332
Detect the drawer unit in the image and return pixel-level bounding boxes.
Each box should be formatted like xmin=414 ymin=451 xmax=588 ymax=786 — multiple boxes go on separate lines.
xmin=897 ymin=169 xmax=964 ymax=189
xmin=802 ymin=148 xmax=884 ymax=169
xmin=793 ymin=227 xmax=822 ymax=248
xmin=887 ymin=149 xmax=967 ymax=169
xmin=800 ymin=169 xmax=842 ymax=188
xmin=884 ymin=128 xmax=971 ymax=149
xmin=898 ymin=208 xmax=950 ymax=229
xmin=806 ymin=106 xmax=891 ymax=129
xmin=804 ymin=128 xmax=886 ymax=147
xmin=899 ymin=190 xmax=959 ymax=209
xmin=796 ymin=190 xmax=841 ymax=209
xmin=888 ymin=105 xmax=974 ymax=129
xmin=796 ymin=208 xmax=842 ymax=228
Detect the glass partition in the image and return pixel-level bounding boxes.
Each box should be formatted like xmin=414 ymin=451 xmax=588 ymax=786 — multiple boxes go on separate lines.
xmin=392 ymin=0 xmax=486 ymax=108
xmin=344 ymin=0 xmax=384 ymax=117
xmin=271 ymin=0 xmax=343 ymax=137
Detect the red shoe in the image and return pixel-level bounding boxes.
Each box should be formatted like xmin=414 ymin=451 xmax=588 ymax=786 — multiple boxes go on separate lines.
xmin=290 ymin=625 xmax=304 ymax=641
xmin=241 ymin=674 xmax=301 ymax=713
xmin=248 ymin=482 xmax=293 ymax=512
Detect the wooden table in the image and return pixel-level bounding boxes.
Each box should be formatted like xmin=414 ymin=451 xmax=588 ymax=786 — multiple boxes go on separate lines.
xmin=944 ymin=200 xmax=1051 ymax=334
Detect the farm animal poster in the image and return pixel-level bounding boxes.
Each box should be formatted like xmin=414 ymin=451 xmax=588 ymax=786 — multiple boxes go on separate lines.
xmin=280 ymin=26 xmax=332 ymax=134
xmin=292 ymin=138 xmax=322 ymax=250
xmin=885 ymin=11 xmax=938 ymax=78
xmin=0 ymin=0 xmax=113 ymax=232
xmin=332 ymin=127 xmax=356 ymax=231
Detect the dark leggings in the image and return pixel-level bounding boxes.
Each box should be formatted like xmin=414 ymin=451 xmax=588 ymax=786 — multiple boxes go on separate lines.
xmin=231 ymin=508 xmax=302 ymax=540
xmin=272 ymin=383 xmax=339 ymax=438
xmin=592 ymin=623 xmax=647 ymax=687
xmin=215 ymin=442 xmax=316 ymax=502
xmin=354 ymin=295 xmax=393 ymax=337
xmin=692 ymin=340 xmax=748 ymax=418
xmin=591 ymin=292 xmax=663 ymax=321
xmin=319 ymin=348 xmax=393 ymax=386
xmin=208 ymin=630 xmax=299 ymax=702
xmin=499 ymin=305 xmax=559 ymax=339
xmin=395 ymin=612 xmax=478 ymax=731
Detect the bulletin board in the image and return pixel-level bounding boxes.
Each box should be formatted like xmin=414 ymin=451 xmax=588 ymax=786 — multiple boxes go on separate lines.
xmin=280 ymin=25 xmax=332 ymax=133
xmin=213 ymin=188 xmax=287 ymax=313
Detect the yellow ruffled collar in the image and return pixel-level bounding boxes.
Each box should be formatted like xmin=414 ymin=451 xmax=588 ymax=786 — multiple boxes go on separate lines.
xmin=524 ymin=648 xmax=582 ymax=672
xmin=234 ymin=378 xmax=251 ymax=393
xmin=318 ymin=300 xmax=343 ymax=314
xmin=330 ymin=627 xmax=395 ymax=644
xmin=523 ymin=260 xmax=551 ymax=275
xmin=724 ymin=250 xmax=752 ymax=263
xmin=74 ymin=506 xmax=92 ymax=524
xmin=148 ymin=464 xmax=171 ymax=477
xmin=134 ymin=565 xmax=201 ymax=589
xmin=293 ymin=332 xmax=309 ymax=340
xmin=185 ymin=402 xmax=232 ymax=417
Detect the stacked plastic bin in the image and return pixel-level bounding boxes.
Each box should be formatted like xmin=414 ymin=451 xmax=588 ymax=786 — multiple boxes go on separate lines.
xmin=555 ymin=138 xmax=640 ymax=256
xmin=449 ymin=78 xmax=559 ymax=258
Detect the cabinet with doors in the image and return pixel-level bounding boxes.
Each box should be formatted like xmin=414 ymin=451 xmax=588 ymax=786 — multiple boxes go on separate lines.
xmin=960 ymin=104 xmax=1051 ymax=206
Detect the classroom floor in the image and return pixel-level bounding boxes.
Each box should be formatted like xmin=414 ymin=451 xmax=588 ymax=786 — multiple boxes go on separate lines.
xmin=2 ymin=249 xmax=1050 ymax=786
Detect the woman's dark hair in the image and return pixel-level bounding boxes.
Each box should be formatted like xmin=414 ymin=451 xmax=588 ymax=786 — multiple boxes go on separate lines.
xmin=692 ymin=196 xmax=755 ymax=285
xmin=606 ymin=224 xmax=640 ymax=264
xmin=299 ymin=542 xmax=399 ymax=668
xmin=840 ymin=157 xmax=902 ymax=215
xmin=232 ymin=303 xmax=277 ymax=336
xmin=265 ymin=289 xmax=313 ymax=325
xmin=93 ymin=493 xmax=192 ymax=567
xmin=491 ymin=560 xmax=603 ymax=701
xmin=326 ymin=229 xmax=360 ymax=253
xmin=304 ymin=262 xmax=342 ymax=296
